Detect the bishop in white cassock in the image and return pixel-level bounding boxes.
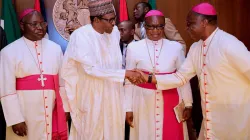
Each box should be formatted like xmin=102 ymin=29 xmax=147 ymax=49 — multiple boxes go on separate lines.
xmin=126 ymin=39 xmax=193 ymax=140
xmin=125 ymin=10 xmax=193 ymax=140
xmin=140 ymin=3 xmax=250 ymax=140
xmin=0 ymin=9 xmax=69 ymax=140
xmin=61 ymin=0 xmax=143 ymax=139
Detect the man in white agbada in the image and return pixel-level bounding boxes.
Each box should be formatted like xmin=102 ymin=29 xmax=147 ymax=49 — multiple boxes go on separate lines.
xmin=138 ymin=3 xmax=250 ymax=140
xmin=0 ymin=9 xmax=69 ymax=140
xmin=125 ymin=10 xmax=193 ymax=140
xmin=61 ymin=0 xmax=144 ymax=139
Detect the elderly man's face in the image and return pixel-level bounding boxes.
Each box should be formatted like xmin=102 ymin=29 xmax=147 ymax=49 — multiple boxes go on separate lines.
xmin=20 ymin=11 xmax=47 ymax=41
xmin=145 ymin=16 xmax=165 ymax=41
xmin=186 ymin=11 xmax=206 ymax=41
xmin=99 ymin=12 xmax=116 ymax=34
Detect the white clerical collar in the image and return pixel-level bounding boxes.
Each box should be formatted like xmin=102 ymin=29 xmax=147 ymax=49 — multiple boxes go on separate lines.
xmin=23 ymin=36 xmax=42 ymax=48
xmin=203 ymin=27 xmax=219 ymax=45
xmin=146 ymin=38 xmax=163 ymax=47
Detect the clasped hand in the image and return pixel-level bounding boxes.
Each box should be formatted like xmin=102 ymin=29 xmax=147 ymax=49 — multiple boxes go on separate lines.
xmin=125 ymin=69 xmax=148 ymax=85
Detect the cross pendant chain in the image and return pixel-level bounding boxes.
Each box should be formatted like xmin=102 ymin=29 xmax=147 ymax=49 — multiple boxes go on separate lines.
xmin=145 ymin=38 xmax=164 ymax=75
xmin=38 ymin=74 xmax=47 ymax=87
xmin=24 ymin=39 xmax=46 ymax=87
xmin=153 ymin=67 xmax=156 ymax=74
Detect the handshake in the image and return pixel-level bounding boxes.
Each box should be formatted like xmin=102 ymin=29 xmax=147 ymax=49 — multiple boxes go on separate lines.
xmin=125 ymin=69 xmax=148 ymax=85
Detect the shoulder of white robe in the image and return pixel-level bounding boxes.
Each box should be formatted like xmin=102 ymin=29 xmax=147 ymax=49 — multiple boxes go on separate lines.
xmin=1 ymin=38 xmax=23 ymax=54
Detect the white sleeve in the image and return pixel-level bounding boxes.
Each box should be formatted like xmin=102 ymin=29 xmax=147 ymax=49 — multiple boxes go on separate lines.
xmin=0 ymin=48 xmax=25 ymax=126
xmin=61 ymin=47 xmax=82 ymax=131
xmin=67 ymin=30 xmax=126 ymax=83
xmin=58 ymin=47 xmax=70 ymax=112
xmin=156 ymin=44 xmax=197 ymax=90
xmin=175 ymin=46 xmax=193 ymax=107
xmin=224 ymin=39 xmax=250 ymax=80
xmin=124 ymin=45 xmax=136 ymax=112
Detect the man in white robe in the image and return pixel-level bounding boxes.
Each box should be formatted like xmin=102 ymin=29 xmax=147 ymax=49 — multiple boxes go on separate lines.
xmin=0 ymin=9 xmax=69 ymax=140
xmin=137 ymin=3 xmax=250 ymax=140
xmin=125 ymin=10 xmax=193 ymax=140
xmin=61 ymin=0 xmax=143 ymax=139
xmin=133 ymin=2 xmax=186 ymax=53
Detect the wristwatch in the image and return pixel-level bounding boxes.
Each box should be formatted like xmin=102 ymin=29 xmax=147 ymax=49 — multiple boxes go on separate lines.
xmin=147 ymin=73 xmax=153 ymax=83
xmin=185 ymin=106 xmax=193 ymax=109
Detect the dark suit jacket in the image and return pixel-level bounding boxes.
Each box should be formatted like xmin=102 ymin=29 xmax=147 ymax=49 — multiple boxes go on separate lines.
xmin=120 ymin=41 xmax=125 ymax=55
xmin=0 ymin=26 xmax=7 ymax=51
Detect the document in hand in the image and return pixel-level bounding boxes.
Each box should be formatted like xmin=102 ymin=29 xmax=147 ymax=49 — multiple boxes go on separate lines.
xmin=174 ymin=100 xmax=185 ymax=123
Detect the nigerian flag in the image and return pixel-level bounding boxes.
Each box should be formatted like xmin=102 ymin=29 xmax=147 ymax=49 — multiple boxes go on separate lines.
xmin=1 ymin=0 xmax=21 ymax=44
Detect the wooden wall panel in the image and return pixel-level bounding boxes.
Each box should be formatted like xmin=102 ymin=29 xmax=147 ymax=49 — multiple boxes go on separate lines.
xmin=156 ymin=0 xmax=250 ymax=51
xmin=116 ymin=0 xmax=250 ymax=51
xmin=15 ymin=0 xmax=34 ymax=15
xmin=10 ymin=0 xmax=250 ymax=51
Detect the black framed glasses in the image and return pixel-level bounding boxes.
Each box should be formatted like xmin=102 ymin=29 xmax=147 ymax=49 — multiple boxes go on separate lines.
xmin=21 ymin=21 xmax=48 ymax=28
xmin=99 ymin=16 xmax=117 ymax=24
xmin=145 ymin=24 xmax=165 ymax=30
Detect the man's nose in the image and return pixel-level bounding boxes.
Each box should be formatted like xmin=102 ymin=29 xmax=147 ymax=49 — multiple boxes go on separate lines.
xmin=36 ymin=24 xmax=43 ymax=29
xmin=111 ymin=20 xmax=115 ymax=26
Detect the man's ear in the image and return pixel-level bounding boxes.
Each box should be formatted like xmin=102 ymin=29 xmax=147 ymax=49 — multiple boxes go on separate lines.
xmin=130 ymin=29 xmax=135 ymax=36
xmin=20 ymin=22 xmax=25 ymax=32
xmin=202 ymin=18 xmax=209 ymax=28
xmin=144 ymin=7 xmax=150 ymax=13
xmin=94 ymin=17 xmax=100 ymax=23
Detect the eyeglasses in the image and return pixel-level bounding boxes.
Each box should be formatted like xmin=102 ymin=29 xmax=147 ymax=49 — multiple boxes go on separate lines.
xmin=99 ymin=17 xmax=116 ymax=24
xmin=145 ymin=24 xmax=165 ymax=30
xmin=21 ymin=22 xmax=48 ymax=28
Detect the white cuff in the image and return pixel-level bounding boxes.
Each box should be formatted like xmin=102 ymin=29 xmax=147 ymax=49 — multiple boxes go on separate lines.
xmin=184 ymin=103 xmax=192 ymax=107
xmin=1 ymin=95 xmax=25 ymax=126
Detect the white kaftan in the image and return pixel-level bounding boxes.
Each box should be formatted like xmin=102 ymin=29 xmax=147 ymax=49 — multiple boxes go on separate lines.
xmin=0 ymin=37 xmax=69 ymax=140
xmin=156 ymin=28 xmax=250 ymax=140
xmin=61 ymin=24 xmax=126 ymax=140
xmin=125 ymin=39 xmax=193 ymax=140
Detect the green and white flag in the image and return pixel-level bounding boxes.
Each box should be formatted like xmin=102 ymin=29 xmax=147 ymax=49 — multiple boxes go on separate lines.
xmin=1 ymin=0 xmax=21 ymax=44
xmin=148 ymin=0 xmax=156 ymax=9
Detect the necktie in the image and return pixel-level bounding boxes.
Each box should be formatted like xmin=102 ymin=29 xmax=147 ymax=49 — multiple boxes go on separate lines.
xmin=122 ymin=44 xmax=128 ymax=69
xmin=140 ymin=22 xmax=146 ymax=39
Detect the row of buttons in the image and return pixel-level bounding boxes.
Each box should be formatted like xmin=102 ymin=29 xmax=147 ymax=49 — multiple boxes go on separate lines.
xmin=155 ymin=91 xmax=161 ymax=139
xmin=203 ymin=43 xmax=211 ymax=140
xmin=35 ymin=42 xmax=49 ymax=138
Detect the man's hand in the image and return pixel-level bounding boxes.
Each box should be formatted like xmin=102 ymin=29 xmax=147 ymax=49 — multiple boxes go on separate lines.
xmin=12 ymin=122 xmax=27 ymax=136
xmin=65 ymin=112 xmax=70 ymax=121
xmin=134 ymin=69 xmax=148 ymax=82
xmin=182 ymin=107 xmax=192 ymax=122
xmin=126 ymin=112 xmax=134 ymax=128
xmin=125 ymin=70 xmax=146 ymax=84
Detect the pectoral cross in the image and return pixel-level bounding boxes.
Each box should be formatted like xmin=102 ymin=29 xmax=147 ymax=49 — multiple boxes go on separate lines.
xmin=38 ymin=74 xmax=47 ymax=87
